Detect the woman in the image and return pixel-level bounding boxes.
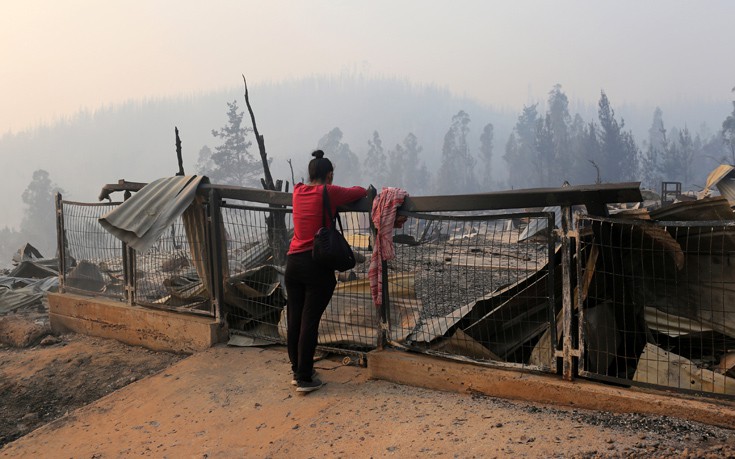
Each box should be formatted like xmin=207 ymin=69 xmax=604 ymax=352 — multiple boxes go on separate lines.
xmin=286 ymin=150 xmax=366 ymax=393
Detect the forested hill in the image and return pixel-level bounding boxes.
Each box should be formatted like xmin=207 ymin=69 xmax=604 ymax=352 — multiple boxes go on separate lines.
xmin=0 ymin=75 xmax=515 ymax=228
xmin=1 ymin=74 xmax=732 ymax=235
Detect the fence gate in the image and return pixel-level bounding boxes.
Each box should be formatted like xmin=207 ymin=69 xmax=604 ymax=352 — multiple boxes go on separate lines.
xmin=576 ymin=214 xmax=735 ymax=399
xmin=218 ymin=199 xmax=376 ymax=359
xmin=383 ymin=210 xmax=558 ymax=374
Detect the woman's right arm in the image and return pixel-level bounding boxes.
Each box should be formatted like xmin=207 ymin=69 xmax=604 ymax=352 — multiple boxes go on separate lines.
xmin=330 ymin=185 xmax=367 ymax=206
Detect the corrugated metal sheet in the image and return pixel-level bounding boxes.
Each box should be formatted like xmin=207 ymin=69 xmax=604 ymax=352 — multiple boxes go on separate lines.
xmin=704 ymin=165 xmax=735 ymax=205
xmin=518 ymin=206 xmax=561 ymax=242
xmin=99 ymin=175 xmax=207 ymax=252
xmin=0 ymin=277 xmax=58 ymax=314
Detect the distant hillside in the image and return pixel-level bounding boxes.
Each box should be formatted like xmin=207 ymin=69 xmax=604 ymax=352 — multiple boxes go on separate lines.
xmin=1 ymin=74 xmax=731 ymax=231
xmin=0 ymin=75 xmax=517 ymax=229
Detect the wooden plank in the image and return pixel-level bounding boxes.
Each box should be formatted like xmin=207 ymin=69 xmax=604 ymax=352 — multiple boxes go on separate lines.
xmin=431 ymin=328 xmax=501 ymax=361
xmin=633 ymin=343 xmax=735 ymax=395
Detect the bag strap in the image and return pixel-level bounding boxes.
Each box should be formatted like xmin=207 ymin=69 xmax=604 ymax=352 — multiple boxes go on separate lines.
xmin=322 ymin=185 xmax=346 ymax=233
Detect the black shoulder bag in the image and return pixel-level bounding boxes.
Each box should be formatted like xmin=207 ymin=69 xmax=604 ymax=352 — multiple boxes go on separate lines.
xmin=312 ymin=185 xmax=356 ymax=272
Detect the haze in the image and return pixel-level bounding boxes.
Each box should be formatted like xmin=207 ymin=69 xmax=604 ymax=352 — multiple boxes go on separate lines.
xmin=2 ymin=0 xmax=733 ymax=134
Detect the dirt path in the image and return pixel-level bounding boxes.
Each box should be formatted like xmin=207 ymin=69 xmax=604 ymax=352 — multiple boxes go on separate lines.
xmin=2 ymin=344 xmax=733 ymax=458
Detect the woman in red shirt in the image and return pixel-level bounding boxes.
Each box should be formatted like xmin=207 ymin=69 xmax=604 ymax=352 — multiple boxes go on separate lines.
xmin=286 ymin=150 xmax=366 ymax=393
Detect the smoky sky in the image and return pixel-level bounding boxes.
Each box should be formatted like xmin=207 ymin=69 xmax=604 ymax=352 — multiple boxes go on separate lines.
xmin=2 ymin=0 xmax=734 ymax=134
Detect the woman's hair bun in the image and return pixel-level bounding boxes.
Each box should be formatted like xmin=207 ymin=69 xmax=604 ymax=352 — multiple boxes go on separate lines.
xmin=312 ymin=149 xmax=325 ymax=159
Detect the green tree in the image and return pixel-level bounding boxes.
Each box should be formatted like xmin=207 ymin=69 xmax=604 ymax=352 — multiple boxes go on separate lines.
xmin=641 ymin=108 xmax=666 ymax=189
xmin=437 ymin=110 xmax=477 ymax=194
xmin=535 ymin=114 xmax=555 ymax=186
xmin=479 ymin=123 xmax=494 ymax=190
xmin=597 ymin=91 xmax=638 ymax=182
xmin=316 ymin=127 xmax=361 ymax=185
xmin=363 ymin=131 xmax=388 ymax=187
xmin=568 ymin=113 xmax=591 ymax=184
xmin=504 ymin=105 xmax=539 ymax=187
xmin=385 ymin=143 xmax=405 ymax=188
xmin=206 ymin=100 xmax=260 ymax=186
xmin=547 ymin=84 xmax=572 ymax=183
xmin=195 ymin=145 xmax=214 ymax=176
xmin=722 ymin=96 xmax=735 ymax=164
xmin=661 ymin=127 xmax=696 ymax=187
xmin=20 ymin=169 xmax=64 ymax=256
xmin=401 ymin=133 xmax=431 ymax=195
xmin=582 ymin=121 xmax=602 ymax=184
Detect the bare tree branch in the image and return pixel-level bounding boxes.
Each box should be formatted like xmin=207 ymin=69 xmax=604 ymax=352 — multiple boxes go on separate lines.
xmin=175 ymin=126 xmax=185 ymax=176
xmin=242 ymin=75 xmax=275 ymax=190
xmin=287 ymin=158 xmax=296 ymax=186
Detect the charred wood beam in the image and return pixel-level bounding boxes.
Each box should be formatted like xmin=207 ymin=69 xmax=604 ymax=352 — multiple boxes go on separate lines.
xmin=175 ymin=126 xmax=185 ymax=176
xmin=242 ymin=75 xmax=287 ymax=265
xmin=97 ymin=180 xmax=148 ymax=202
xmin=97 ymin=181 xmax=641 ymax=215
xmin=402 ymin=183 xmax=641 ymax=215
xmin=242 ymin=75 xmax=274 ymax=191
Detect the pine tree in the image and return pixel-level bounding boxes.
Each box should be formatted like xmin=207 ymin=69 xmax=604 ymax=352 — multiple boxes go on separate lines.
xmin=401 ymin=133 xmax=431 ymax=195
xmin=195 ymin=145 xmax=214 ymax=176
xmin=641 ymin=108 xmax=666 ymax=189
xmin=385 ymin=143 xmax=405 ymax=188
xmin=20 ymin=169 xmax=64 ymax=256
xmin=535 ymin=114 xmax=555 ymax=186
xmin=547 ymin=85 xmax=572 ymax=184
xmin=597 ymin=91 xmax=638 ymax=182
xmin=504 ymin=105 xmax=539 ymax=187
xmin=568 ymin=114 xmax=590 ymax=184
xmin=316 ymin=127 xmax=361 ymax=185
xmin=723 ymin=98 xmax=735 ymax=164
xmin=437 ymin=111 xmax=477 ymax=194
xmin=363 ymin=131 xmax=389 ymax=188
xmin=206 ymin=100 xmax=260 ymax=186
xmin=479 ymin=123 xmax=494 ymax=190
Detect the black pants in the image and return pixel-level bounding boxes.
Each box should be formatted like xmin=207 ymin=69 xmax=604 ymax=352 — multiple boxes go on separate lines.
xmin=285 ymin=251 xmax=337 ymax=382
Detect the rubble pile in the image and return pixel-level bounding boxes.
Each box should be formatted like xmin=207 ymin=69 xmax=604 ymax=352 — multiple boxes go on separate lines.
xmin=0 ymin=244 xmax=58 ymax=347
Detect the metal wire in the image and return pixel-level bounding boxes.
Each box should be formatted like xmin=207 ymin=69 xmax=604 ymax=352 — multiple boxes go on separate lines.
xmin=133 ymin=217 xmax=211 ymax=313
xmin=61 ymin=202 xmax=125 ymax=300
xmin=388 ymin=211 xmax=556 ymax=371
xmin=578 ymin=215 xmax=735 ymax=398
xmin=220 ymin=202 xmax=378 ymax=351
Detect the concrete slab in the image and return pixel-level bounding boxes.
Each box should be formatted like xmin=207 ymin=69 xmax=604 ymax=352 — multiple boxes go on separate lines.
xmin=48 ymin=292 xmax=226 ymax=353
xmin=368 ymin=349 xmax=735 ymax=429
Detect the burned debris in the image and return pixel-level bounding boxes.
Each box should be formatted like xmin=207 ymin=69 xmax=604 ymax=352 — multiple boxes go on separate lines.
xmin=46 ymin=163 xmax=735 ymax=399
xmin=0 ymin=243 xmax=58 ymax=347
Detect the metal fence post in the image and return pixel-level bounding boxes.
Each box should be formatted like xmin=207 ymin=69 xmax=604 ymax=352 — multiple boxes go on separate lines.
xmin=545 ymin=213 xmax=558 ymax=371
xmin=124 ymin=243 xmax=136 ymax=305
xmin=575 ymin=217 xmax=586 ymax=376
xmin=54 ymin=192 xmax=66 ymax=293
xmin=559 ymin=204 xmax=578 ymax=381
xmin=208 ymin=189 xmax=225 ymax=322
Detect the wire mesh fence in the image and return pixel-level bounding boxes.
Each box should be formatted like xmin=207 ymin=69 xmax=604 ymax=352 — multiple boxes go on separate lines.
xmin=578 ymin=215 xmax=735 ymax=397
xmin=220 ymin=202 xmax=379 ymax=352
xmin=387 ymin=211 xmax=557 ymax=371
xmin=132 ymin=217 xmax=212 ymax=314
xmin=61 ymin=201 xmax=125 ymax=300
xmin=61 ymin=184 xmax=735 ymax=399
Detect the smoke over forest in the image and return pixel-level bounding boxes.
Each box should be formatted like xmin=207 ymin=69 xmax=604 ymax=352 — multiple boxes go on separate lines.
xmin=1 ymin=74 xmax=734 ymax=266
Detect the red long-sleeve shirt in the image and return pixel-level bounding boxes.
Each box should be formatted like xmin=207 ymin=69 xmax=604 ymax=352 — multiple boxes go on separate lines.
xmin=288 ymin=183 xmax=367 ymax=255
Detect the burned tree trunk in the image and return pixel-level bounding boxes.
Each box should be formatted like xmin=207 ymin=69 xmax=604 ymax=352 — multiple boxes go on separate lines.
xmin=242 ymin=75 xmax=289 ymax=266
